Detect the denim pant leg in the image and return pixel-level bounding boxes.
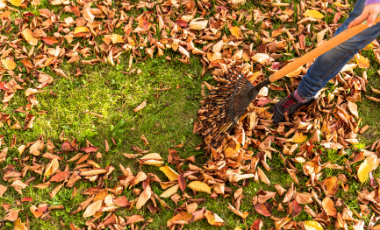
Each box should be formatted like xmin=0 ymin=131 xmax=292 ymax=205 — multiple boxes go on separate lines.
xmin=297 ymin=0 xmax=380 ymax=99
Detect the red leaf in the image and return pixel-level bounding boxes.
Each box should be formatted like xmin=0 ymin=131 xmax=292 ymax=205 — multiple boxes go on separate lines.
xmin=299 ymin=34 xmax=306 ymax=49
xmin=289 ymin=199 xmax=302 ymax=217
xmin=113 ymin=196 xmax=130 ymax=207
xmin=178 ymin=174 xmax=186 ymax=192
xmin=176 ymin=19 xmax=188 ymax=27
xmin=50 ymin=171 xmax=70 ymax=182
xmin=333 ymin=12 xmax=341 ymax=24
xmin=251 ymin=219 xmax=263 ymax=230
xmin=80 ymin=146 xmax=99 ymax=153
xmin=254 ymin=203 xmax=271 ymax=217
xmin=271 ymin=62 xmax=280 ymax=70
xmin=138 ymin=16 xmax=151 ymax=31
xmin=42 ymin=36 xmax=59 ymax=45
xmin=257 ymin=98 xmax=271 ymax=107
xmin=61 ymin=141 xmax=76 ymax=152
xmin=21 ymin=197 xmax=33 ymax=202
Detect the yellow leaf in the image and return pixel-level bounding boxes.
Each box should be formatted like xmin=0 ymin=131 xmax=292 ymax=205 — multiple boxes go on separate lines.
xmin=110 ymin=34 xmax=125 ymax=44
xmin=1 ymin=59 xmax=16 ymax=70
xmin=8 ymin=0 xmax=22 ymax=6
xmin=358 ymin=155 xmax=379 ymax=183
xmin=287 ymin=132 xmax=307 ymax=143
xmin=304 ymin=10 xmax=324 ymax=19
xmin=355 ymin=53 xmax=370 ymax=68
xmin=187 ymin=181 xmax=211 ymax=194
xmin=287 ymin=66 xmax=303 ymax=77
xmin=304 ymin=220 xmax=324 ymax=230
xmin=44 ymin=158 xmax=59 ymax=177
xmin=229 ymin=26 xmax=241 ymax=38
xmin=73 ymin=26 xmax=89 ymax=34
xmin=160 ymin=184 xmax=179 ymax=198
xmin=22 ymin=29 xmax=33 ymax=42
xmin=159 ymin=166 xmax=179 ymax=181
xmin=14 ymin=218 xmax=28 ymax=230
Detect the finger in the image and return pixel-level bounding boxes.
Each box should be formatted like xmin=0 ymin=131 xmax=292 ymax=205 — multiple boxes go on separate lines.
xmin=348 ymin=12 xmax=369 ymax=28
xmin=367 ymin=12 xmax=377 ymax=27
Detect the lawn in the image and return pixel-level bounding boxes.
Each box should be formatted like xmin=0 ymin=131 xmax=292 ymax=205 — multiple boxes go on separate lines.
xmin=1 ymin=0 xmax=380 ymax=229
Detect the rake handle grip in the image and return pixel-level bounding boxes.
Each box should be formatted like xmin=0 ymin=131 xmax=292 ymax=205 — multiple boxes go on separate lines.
xmin=268 ymin=15 xmax=380 ymax=83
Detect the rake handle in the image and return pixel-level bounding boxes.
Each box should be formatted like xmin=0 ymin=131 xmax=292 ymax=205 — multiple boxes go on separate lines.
xmin=268 ymin=15 xmax=380 ymax=83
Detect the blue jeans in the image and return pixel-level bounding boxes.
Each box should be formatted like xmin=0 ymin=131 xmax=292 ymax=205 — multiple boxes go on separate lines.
xmin=297 ymin=0 xmax=380 ymax=99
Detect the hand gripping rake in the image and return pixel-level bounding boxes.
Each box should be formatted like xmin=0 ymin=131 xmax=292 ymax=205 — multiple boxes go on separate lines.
xmin=200 ymin=15 xmax=380 ymax=148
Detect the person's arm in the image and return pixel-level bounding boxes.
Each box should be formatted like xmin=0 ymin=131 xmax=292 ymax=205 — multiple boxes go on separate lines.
xmin=348 ymin=2 xmax=380 ymax=28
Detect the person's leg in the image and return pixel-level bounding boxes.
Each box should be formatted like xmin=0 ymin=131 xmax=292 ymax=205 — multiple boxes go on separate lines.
xmin=296 ymin=0 xmax=380 ymax=99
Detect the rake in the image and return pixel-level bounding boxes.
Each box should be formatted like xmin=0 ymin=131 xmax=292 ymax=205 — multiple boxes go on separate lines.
xmin=200 ymin=15 xmax=380 ymax=148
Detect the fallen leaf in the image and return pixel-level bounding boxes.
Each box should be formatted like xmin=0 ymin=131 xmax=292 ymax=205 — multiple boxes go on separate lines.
xmin=304 ymin=10 xmax=324 ymax=19
xmin=82 ymin=200 xmax=102 ymax=218
xmin=159 ymin=166 xmax=179 ymax=181
xmin=188 ymin=181 xmax=211 ymax=194
xmin=134 ymin=100 xmax=147 ymax=112
xmin=355 ymin=53 xmax=370 ymax=68
xmin=254 ymin=203 xmax=271 ymax=217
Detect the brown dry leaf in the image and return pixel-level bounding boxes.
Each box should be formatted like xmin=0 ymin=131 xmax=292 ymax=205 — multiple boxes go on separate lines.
xmin=322 ymin=197 xmax=337 ymax=217
xmin=82 ymin=199 xmax=102 ymax=218
xmin=0 ymin=184 xmax=7 ymax=197
xmin=252 ymin=53 xmax=272 ymax=65
xmin=189 ymin=18 xmax=208 ymax=30
xmin=4 ymin=209 xmax=20 ymax=222
xmin=138 ymin=16 xmax=151 ymax=31
xmin=134 ymin=100 xmax=147 ymax=112
xmin=188 ymin=181 xmax=211 ymax=194
xmin=167 ymin=211 xmax=193 ymax=227
xmin=139 ymin=153 xmax=164 ymax=166
xmin=33 ymin=181 xmax=50 ymax=190
xmin=228 ymin=203 xmax=249 ymax=219
xmin=159 ymin=166 xmax=179 ymax=181
xmin=136 ymin=185 xmax=152 ymax=209
xmin=254 ymin=203 xmax=271 ymax=217
xmin=44 ymin=158 xmax=59 ymax=177
xmin=205 ymin=210 xmax=224 ymax=227
xmin=50 ymin=171 xmax=70 ymax=182
xmin=49 ymin=183 xmax=64 ymax=198
xmin=355 ymin=53 xmax=370 ymax=68
xmin=321 ymin=177 xmax=338 ymax=197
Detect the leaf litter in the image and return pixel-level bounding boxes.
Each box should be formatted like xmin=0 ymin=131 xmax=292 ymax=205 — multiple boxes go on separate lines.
xmin=1 ymin=0 xmax=380 ymax=229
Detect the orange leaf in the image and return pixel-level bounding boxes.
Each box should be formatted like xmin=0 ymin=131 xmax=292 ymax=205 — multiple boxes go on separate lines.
xmin=355 ymin=53 xmax=370 ymax=68
xmin=138 ymin=16 xmax=151 ymax=31
xmin=229 ymin=26 xmax=241 ymax=38
xmin=42 ymin=36 xmax=59 ymax=45
xmin=1 ymin=59 xmax=16 ymax=70
xmin=254 ymin=203 xmax=271 ymax=217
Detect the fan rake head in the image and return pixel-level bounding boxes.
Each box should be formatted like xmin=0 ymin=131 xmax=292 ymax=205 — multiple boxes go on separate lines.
xmin=200 ymin=68 xmax=255 ymax=148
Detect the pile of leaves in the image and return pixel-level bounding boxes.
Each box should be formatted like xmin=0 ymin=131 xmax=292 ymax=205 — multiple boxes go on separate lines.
xmin=1 ymin=0 xmax=380 ymax=229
